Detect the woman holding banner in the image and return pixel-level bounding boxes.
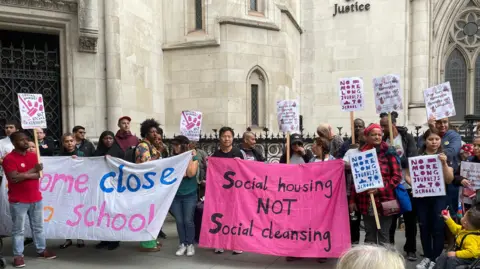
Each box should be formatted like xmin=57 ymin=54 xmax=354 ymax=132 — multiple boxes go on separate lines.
xmin=58 ymin=133 xmax=86 ymax=249
xmin=412 ymin=129 xmax=454 ymax=269
xmin=169 ymin=135 xmax=199 ymax=257
xmin=348 ymin=124 xmax=402 ymax=245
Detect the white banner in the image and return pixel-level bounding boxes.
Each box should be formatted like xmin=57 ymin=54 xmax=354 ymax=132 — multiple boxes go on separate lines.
xmin=0 ymin=152 xmax=191 ymax=241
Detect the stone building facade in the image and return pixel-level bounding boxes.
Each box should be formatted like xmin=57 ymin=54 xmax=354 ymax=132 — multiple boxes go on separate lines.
xmin=0 ymin=0 xmax=479 ymax=139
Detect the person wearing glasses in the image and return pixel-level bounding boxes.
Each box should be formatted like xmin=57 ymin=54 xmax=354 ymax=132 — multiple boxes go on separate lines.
xmin=72 ymin=126 xmax=95 ymax=157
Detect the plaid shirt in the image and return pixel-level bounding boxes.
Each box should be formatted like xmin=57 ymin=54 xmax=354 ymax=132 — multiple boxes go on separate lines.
xmin=349 ymin=143 xmax=402 ymax=215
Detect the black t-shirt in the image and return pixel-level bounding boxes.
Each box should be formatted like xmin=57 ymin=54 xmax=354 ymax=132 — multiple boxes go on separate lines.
xmin=212 ymin=147 xmax=244 ymax=159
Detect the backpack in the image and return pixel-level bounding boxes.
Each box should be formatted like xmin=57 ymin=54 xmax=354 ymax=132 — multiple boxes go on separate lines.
xmin=123 ymin=142 xmax=154 ymax=163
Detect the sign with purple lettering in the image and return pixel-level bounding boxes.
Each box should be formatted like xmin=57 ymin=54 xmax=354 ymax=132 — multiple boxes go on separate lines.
xmin=276 ymin=100 xmax=299 ymax=133
xmin=423 ymin=82 xmax=456 ymax=120
xmin=339 ymin=77 xmax=364 ymax=112
xmin=373 ymin=74 xmax=403 ymax=114
xmin=349 ymin=149 xmax=384 ymax=193
xmin=460 ymin=162 xmax=480 ymax=190
xmin=409 ymin=155 xmax=446 ymax=198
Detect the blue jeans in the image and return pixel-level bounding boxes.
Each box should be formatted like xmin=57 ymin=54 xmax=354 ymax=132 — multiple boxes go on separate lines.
xmin=10 ymin=201 xmax=46 ymax=257
xmin=415 ymin=196 xmax=447 ymax=261
xmin=170 ymin=192 xmax=197 ymax=245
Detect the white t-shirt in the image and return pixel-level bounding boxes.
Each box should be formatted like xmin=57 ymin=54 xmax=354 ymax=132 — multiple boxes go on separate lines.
xmin=343 ymin=148 xmax=360 ymax=164
xmin=0 ymin=137 xmax=14 ymax=176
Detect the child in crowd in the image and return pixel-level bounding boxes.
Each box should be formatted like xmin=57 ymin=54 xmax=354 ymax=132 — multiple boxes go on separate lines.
xmin=435 ymin=205 xmax=480 ymax=269
xmin=27 ymin=140 xmax=36 ymax=154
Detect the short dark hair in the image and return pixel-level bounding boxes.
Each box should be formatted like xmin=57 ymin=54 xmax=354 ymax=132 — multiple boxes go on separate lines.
xmin=140 ymin=119 xmax=161 ymax=138
xmin=219 ymin=126 xmax=234 ymax=138
xmin=10 ymin=131 xmax=26 ymax=143
xmin=72 ymin=126 xmax=85 ymax=133
xmin=5 ymin=120 xmax=20 ymax=130
xmin=379 ymin=111 xmax=398 ymax=124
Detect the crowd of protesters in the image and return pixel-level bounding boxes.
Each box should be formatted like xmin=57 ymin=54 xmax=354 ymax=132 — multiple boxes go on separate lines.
xmin=1 ymin=112 xmax=480 ymax=269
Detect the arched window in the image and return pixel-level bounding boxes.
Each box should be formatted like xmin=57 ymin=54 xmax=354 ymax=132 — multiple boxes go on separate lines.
xmin=247 ymin=68 xmax=267 ymax=127
xmin=195 ymin=0 xmax=203 ymax=30
xmin=445 ymin=49 xmax=467 ymax=121
xmin=475 ymin=55 xmax=480 ymax=114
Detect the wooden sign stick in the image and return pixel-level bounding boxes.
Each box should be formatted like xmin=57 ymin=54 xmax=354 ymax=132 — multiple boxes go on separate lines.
xmin=370 ymin=193 xmax=381 ymax=229
xmin=388 ymin=112 xmax=394 ymax=143
xmin=350 ymin=111 xmax=356 ymax=144
xmin=286 ymin=132 xmax=290 ymax=164
xmin=33 ymin=128 xmax=43 ymax=177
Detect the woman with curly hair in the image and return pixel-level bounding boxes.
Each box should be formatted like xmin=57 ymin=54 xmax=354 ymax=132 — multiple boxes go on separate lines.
xmin=136 ymin=119 xmax=162 ymax=252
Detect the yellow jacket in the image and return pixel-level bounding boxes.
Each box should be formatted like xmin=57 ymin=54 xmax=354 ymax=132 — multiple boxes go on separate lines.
xmin=446 ymin=218 xmax=480 ymax=259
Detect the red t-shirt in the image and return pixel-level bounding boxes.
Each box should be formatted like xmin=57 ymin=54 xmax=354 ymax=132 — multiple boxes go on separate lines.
xmin=2 ymin=151 xmax=42 ymax=203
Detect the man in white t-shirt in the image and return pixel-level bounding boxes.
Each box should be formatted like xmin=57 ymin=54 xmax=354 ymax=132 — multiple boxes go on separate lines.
xmin=0 ymin=120 xmax=19 ymax=181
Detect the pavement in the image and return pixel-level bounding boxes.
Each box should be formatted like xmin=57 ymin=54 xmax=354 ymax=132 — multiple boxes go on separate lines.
xmin=0 ymin=220 xmax=422 ymax=269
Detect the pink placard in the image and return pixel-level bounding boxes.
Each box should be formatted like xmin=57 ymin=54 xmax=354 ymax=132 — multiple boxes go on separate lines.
xmin=199 ymin=158 xmax=350 ymax=258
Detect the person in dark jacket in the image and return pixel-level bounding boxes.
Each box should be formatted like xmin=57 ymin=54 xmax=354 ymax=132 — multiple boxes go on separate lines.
xmin=58 ymin=133 xmax=85 ymax=249
xmin=35 ymin=128 xmax=55 ymax=156
xmin=240 ymin=131 xmax=265 ymax=162
xmin=338 ymin=118 xmax=365 ymax=159
xmin=279 ymin=133 xmax=313 ymax=164
xmin=72 ymin=126 xmax=95 ymax=156
xmin=379 ymin=112 xmax=419 ymax=261
xmin=94 ymin=131 xmax=122 ymax=250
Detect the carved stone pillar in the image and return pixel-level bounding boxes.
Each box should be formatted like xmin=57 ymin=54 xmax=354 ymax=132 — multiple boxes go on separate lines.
xmin=78 ymin=0 xmax=99 ymax=53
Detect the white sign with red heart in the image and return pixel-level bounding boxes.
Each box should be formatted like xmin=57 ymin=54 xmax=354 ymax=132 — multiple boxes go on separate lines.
xmin=17 ymin=93 xmax=47 ymax=129
xmin=180 ymin=110 xmax=202 ymax=141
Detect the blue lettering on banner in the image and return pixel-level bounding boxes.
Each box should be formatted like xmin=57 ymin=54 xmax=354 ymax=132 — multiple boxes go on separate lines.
xmin=99 ymin=164 xmax=177 ymax=193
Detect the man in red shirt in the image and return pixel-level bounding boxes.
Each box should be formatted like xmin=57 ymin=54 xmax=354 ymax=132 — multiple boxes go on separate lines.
xmin=2 ymin=131 xmax=56 ymax=268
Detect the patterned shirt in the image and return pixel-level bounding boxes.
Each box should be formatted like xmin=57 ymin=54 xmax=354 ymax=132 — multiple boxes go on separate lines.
xmin=349 ymin=143 xmax=402 ymax=215
xmin=135 ymin=140 xmax=160 ymax=164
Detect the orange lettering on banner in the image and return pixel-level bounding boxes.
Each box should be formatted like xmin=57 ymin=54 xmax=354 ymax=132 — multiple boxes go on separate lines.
xmin=44 ymin=206 xmax=54 ymax=222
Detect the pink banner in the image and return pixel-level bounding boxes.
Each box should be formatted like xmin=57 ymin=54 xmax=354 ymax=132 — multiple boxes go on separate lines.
xmin=199 ymin=158 xmax=350 ymax=257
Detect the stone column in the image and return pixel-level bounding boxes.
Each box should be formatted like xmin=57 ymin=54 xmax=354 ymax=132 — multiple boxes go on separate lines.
xmin=408 ymin=0 xmax=430 ymax=126
xmin=104 ymin=0 xmax=123 ymax=131
xmin=78 ymin=0 xmax=99 ymax=53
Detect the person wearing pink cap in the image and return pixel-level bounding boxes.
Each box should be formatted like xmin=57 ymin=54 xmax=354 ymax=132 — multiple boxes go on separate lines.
xmin=348 ymin=123 xmax=402 ymax=245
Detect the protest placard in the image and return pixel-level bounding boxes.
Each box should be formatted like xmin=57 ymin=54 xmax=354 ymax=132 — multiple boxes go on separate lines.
xmin=423 ymin=82 xmax=456 ymax=120
xmin=461 ymin=162 xmax=480 ymax=190
xmin=373 ymin=74 xmax=403 ymax=114
xmin=180 ymin=110 xmax=202 ymax=141
xmin=349 ymin=149 xmax=384 ymax=193
xmin=339 ymin=77 xmax=364 ymax=112
xmin=17 ymin=93 xmax=47 ymax=129
xmin=409 ymin=155 xmax=446 ymax=198
xmin=276 ymin=100 xmax=299 ymax=133
xmin=0 ymin=152 xmax=191 ymax=241
xmin=199 ymin=158 xmax=350 ymax=257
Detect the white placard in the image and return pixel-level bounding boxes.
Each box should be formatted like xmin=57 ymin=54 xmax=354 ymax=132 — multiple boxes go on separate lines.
xmin=0 ymin=152 xmax=191 ymax=240
xmin=373 ymin=74 xmax=403 ymax=114
xmin=180 ymin=110 xmax=202 ymax=141
xmin=339 ymin=77 xmax=364 ymax=112
xmin=17 ymin=93 xmax=47 ymax=129
xmin=409 ymin=155 xmax=446 ymax=198
xmin=349 ymin=149 xmax=384 ymax=193
xmin=276 ymin=100 xmax=299 ymax=133
xmin=423 ymin=82 xmax=456 ymax=120
xmin=461 ymin=161 xmax=480 ymax=190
